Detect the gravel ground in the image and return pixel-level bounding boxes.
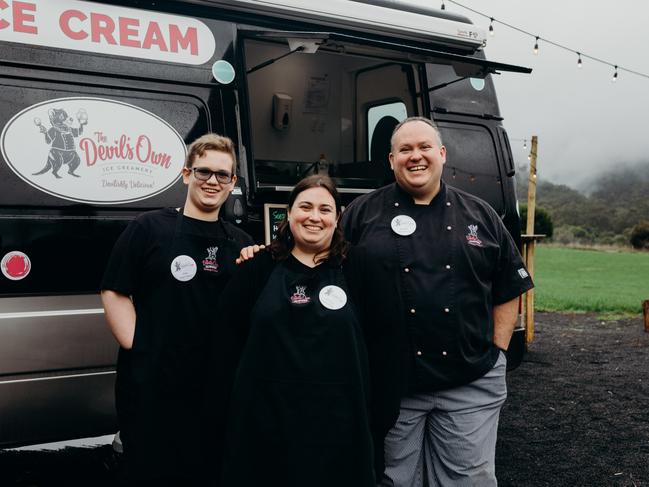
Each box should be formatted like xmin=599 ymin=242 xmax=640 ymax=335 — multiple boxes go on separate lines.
xmin=1 ymin=311 xmax=648 ymax=486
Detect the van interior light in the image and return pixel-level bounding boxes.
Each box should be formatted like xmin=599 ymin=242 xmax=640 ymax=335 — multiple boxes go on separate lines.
xmin=247 ymin=38 xmax=323 ymax=75
xmin=287 ymin=39 xmax=321 ymax=54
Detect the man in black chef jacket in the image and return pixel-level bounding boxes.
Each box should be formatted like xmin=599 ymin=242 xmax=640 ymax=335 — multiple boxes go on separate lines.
xmin=101 ymin=133 xmax=253 ymax=486
xmin=342 ymin=117 xmax=533 ymax=487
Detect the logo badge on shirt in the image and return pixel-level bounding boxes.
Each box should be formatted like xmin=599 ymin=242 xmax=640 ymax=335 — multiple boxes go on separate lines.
xmin=202 ymin=246 xmax=219 ymax=272
xmin=319 ymin=285 xmax=347 ymax=310
xmin=518 ymin=268 xmax=529 ymax=279
xmin=466 ymin=224 xmax=483 ymax=247
xmin=391 ymin=215 xmax=417 ymax=236
xmin=170 ymin=255 xmax=197 ymax=282
xmin=290 ymin=285 xmax=310 ymax=305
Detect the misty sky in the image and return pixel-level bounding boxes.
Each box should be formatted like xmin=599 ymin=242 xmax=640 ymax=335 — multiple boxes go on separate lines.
xmin=437 ymin=0 xmax=649 ymax=188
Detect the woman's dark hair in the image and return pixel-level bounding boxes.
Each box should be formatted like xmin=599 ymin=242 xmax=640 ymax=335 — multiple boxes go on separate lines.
xmin=269 ymin=175 xmax=350 ymax=265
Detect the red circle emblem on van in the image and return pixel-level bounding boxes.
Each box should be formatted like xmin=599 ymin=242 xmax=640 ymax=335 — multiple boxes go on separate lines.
xmin=1 ymin=251 xmax=32 ymax=281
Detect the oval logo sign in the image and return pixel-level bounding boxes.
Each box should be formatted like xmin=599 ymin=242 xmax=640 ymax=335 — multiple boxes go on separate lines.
xmin=1 ymin=97 xmax=186 ymax=205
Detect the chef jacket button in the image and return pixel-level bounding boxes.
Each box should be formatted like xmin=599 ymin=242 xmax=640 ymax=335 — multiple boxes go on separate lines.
xmin=446 ymin=202 xmax=451 ymax=207
xmin=442 ymin=351 xmax=448 ymax=357
xmin=446 ymin=225 xmax=452 ymax=231
xmin=404 ymin=267 xmax=410 ymax=273
xmin=416 ymin=350 xmax=423 ymax=356
xmin=444 ymin=307 xmax=450 ymax=313
xmin=445 ymin=264 xmax=451 ymax=270
xmin=410 ymin=308 xmax=416 ymax=314
xmin=394 ymin=202 xmax=400 ymax=207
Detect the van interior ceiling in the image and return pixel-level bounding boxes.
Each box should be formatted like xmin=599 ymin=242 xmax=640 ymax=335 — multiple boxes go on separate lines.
xmin=243 ymin=37 xmax=423 ymax=193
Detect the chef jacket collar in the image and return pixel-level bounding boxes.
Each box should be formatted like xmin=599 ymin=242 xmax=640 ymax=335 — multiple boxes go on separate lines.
xmin=393 ymin=179 xmax=448 ymax=208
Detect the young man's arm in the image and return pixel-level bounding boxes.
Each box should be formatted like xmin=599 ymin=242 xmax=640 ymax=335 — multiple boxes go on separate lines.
xmin=492 ymin=296 xmax=519 ymax=351
xmin=101 ymin=290 xmax=136 ymax=350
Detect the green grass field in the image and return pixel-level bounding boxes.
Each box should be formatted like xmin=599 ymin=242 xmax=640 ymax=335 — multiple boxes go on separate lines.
xmin=532 ymin=246 xmax=649 ymax=314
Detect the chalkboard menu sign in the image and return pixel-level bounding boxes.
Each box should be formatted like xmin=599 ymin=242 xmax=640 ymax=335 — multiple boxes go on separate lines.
xmin=264 ymin=203 xmax=288 ymax=245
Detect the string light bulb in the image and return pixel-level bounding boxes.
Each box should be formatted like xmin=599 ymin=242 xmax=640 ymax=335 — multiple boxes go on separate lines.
xmin=612 ymin=65 xmax=618 ymax=82
xmin=577 ymin=52 xmax=582 ymax=68
xmin=533 ymin=37 xmax=539 ymax=55
xmin=488 ymin=18 xmax=494 ymax=36
xmin=440 ymin=0 xmax=445 ymax=10
xmin=523 ymin=140 xmax=527 ymax=150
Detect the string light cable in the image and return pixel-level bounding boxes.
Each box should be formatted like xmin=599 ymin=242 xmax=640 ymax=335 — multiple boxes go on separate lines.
xmin=444 ymin=0 xmax=649 ymax=81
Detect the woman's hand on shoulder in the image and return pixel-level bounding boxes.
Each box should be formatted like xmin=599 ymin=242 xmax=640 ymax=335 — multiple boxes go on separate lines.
xmin=236 ymin=244 xmax=266 ymax=264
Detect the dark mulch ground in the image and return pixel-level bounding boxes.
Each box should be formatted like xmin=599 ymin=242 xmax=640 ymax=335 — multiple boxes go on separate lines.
xmin=497 ymin=312 xmax=649 ymax=487
xmin=1 ymin=312 xmax=648 ymax=486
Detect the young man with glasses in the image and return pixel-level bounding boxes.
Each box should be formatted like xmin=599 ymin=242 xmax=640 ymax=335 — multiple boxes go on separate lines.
xmin=101 ymin=133 xmax=252 ymax=486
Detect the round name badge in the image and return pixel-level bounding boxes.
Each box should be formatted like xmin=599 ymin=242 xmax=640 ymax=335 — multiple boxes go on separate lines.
xmin=1 ymin=250 xmax=31 ymax=281
xmin=391 ymin=215 xmax=417 ymax=236
xmin=170 ymin=255 xmax=197 ymax=282
xmin=319 ymin=285 xmax=347 ymax=311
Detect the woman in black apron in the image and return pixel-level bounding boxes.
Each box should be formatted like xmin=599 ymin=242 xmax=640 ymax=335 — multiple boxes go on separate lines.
xmin=213 ymin=175 xmax=375 ymax=487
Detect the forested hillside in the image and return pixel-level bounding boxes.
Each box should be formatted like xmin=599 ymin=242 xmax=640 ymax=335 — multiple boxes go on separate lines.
xmin=517 ymin=162 xmax=649 ymax=246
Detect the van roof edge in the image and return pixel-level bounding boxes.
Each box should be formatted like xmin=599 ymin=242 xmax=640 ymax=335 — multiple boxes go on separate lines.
xmin=201 ymin=0 xmax=486 ymax=51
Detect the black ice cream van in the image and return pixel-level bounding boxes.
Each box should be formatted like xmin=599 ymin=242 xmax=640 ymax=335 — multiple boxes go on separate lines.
xmin=0 ymin=0 xmax=530 ymax=446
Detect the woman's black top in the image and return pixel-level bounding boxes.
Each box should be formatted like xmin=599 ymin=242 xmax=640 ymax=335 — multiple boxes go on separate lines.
xmin=214 ymin=250 xmax=375 ymax=487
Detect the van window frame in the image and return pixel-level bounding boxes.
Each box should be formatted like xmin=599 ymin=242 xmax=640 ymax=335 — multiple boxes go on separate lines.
xmin=433 ymin=117 xmax=507 ymax=216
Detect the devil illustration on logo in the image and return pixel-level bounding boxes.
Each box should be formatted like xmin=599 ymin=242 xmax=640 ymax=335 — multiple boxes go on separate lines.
xmin=290 ymin=285 xmax=310 ymax=305
xmin=466 ymin=224 xmax=483 ymax=247
xmin=32 ymin=108 xmax=88 ymax=178
xmin=202 ymin=246 xmax=219 ymax=272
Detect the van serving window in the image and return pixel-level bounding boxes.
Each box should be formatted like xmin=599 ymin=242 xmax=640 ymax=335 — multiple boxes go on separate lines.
xmin=242 ymin=34 xmax=425 ymax=196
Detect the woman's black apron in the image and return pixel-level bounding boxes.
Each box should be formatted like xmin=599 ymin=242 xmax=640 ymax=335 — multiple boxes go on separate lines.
xmin=222 ymin=256 xmax=375 ymax=487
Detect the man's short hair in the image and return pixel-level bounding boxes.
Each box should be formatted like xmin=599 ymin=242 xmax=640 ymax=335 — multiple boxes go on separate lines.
xmin=390 ymin=116 xmax=443 ymax=151
xmin=185 ymin=133 xmax=237 ymax=173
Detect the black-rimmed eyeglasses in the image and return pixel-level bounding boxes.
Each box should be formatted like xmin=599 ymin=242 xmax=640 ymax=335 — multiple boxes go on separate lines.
xmin=190 ymin=167 xmax=234 ymax=184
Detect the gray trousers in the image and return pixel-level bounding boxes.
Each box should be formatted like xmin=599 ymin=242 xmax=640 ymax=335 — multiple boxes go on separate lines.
xmin=380 ymin=352 xmax=507 ymax=487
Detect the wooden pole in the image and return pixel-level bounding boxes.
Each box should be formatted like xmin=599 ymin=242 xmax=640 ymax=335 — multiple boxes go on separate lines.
xmin=525 ymin=136 xmax=538 ymax=344
xmin=643 ymin=300 xmax=649 ymax=333
xmin=526 ymin=136 xmax=538 ymax=236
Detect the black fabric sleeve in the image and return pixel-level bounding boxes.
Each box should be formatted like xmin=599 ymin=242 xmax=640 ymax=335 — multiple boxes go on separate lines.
xmin=100 ymin=218 xmax=148 ymax=296
xmin=215 ymin=250 xmax=273 ymax=344
xmin=224 ymin=222 xmax=255 ymax=248
xmin=491 ymin=215 xmax=535 ymax=304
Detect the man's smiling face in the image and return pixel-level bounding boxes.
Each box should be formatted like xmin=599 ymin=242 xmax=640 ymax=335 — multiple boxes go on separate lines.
xmin=389 ymin=120 xmax=446 ymax=204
